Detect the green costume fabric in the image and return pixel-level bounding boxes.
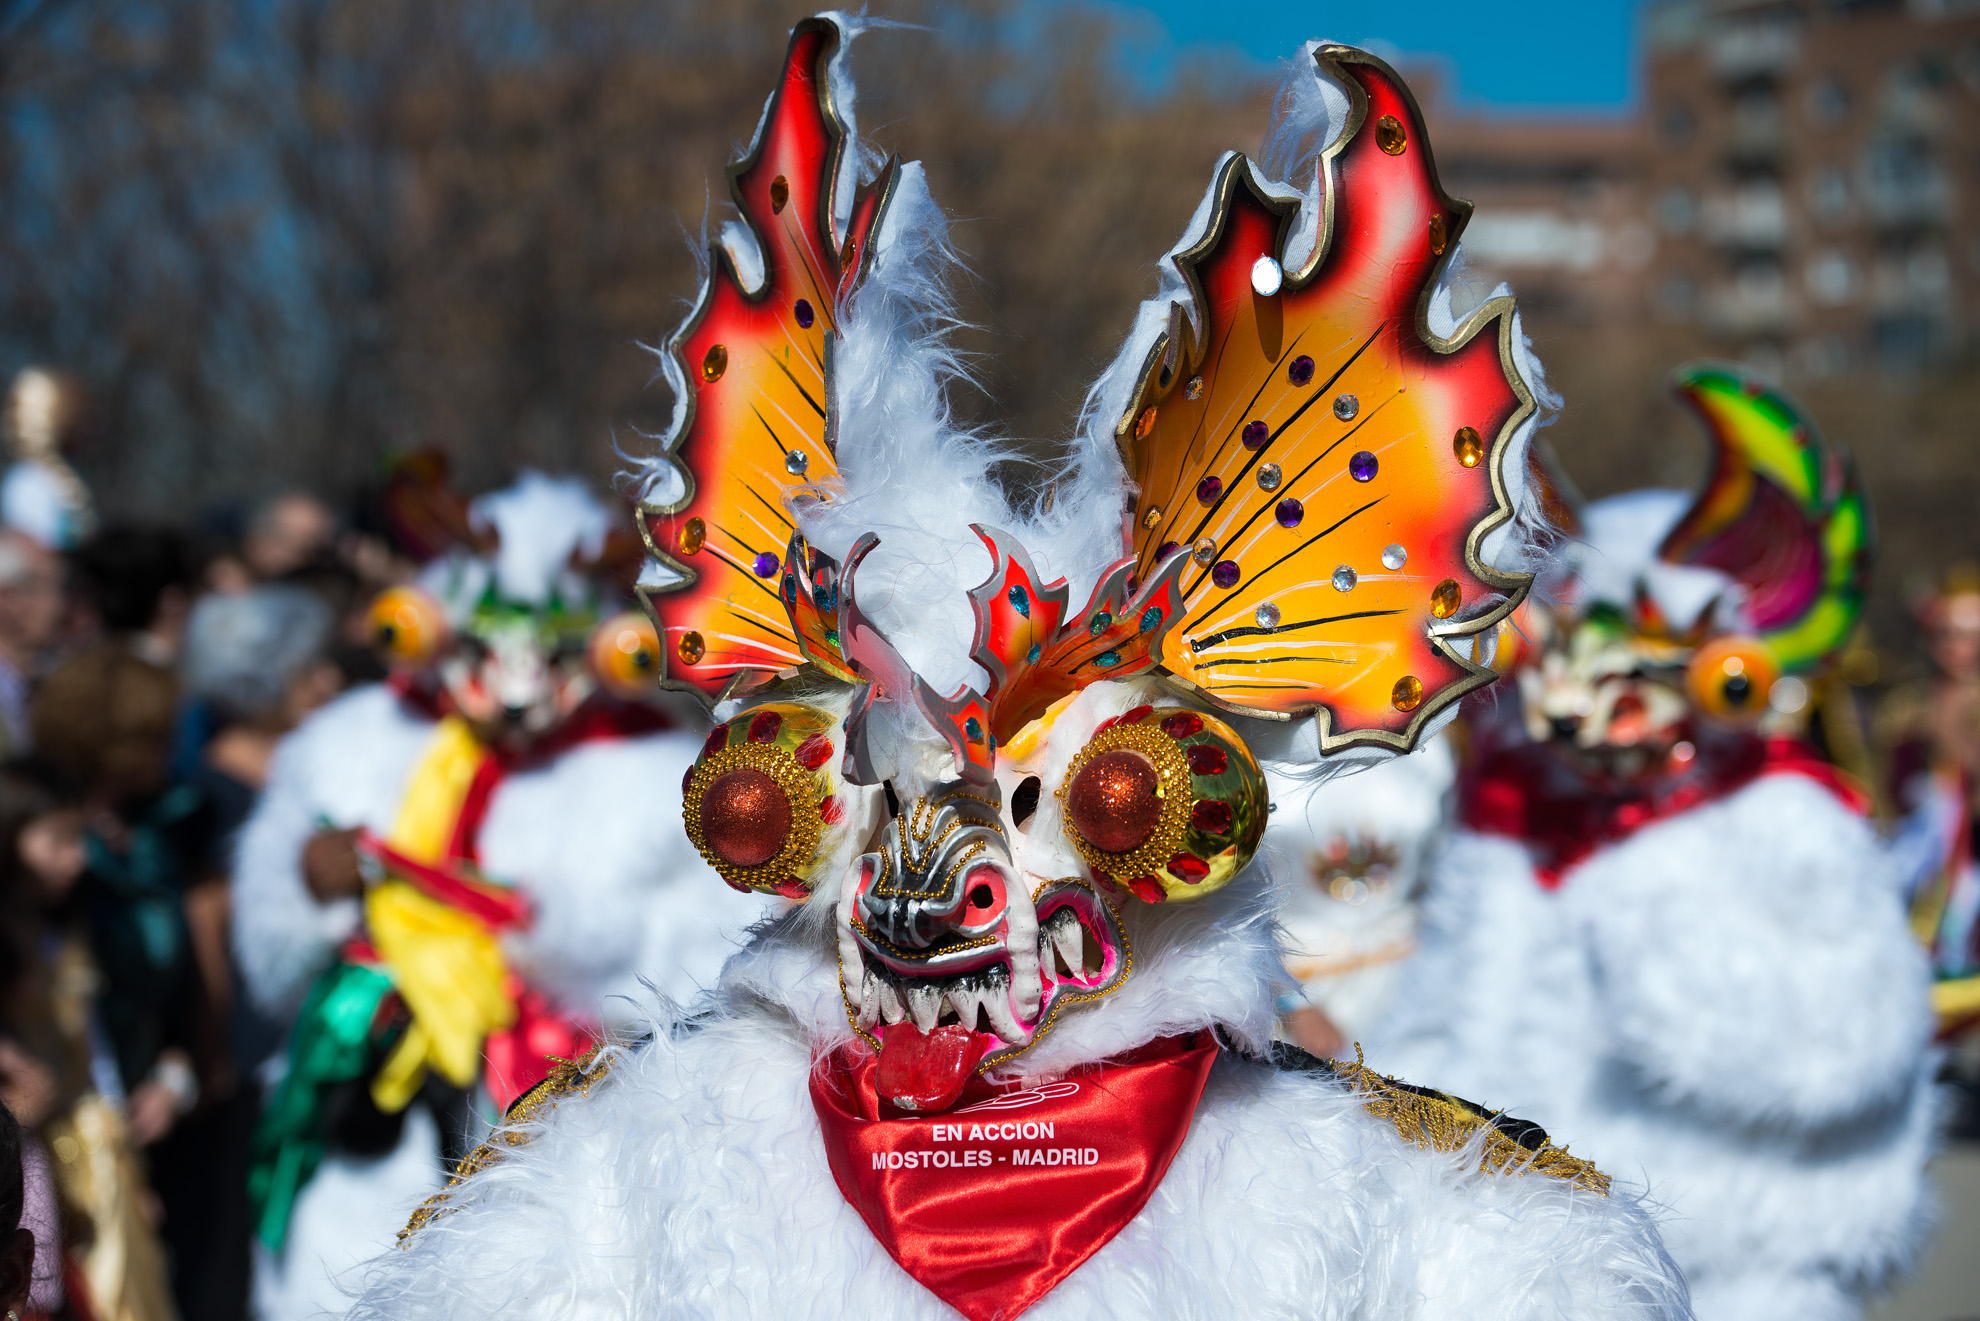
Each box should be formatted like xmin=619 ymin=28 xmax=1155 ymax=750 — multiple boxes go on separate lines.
xmin=247 ymin=960 xmax=397 ymax=1251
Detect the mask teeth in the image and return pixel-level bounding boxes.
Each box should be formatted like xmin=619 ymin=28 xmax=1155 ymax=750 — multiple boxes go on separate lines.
xmin=906 ymin=983 xmax=942 ymax=1032
xmin=944 ymin=981 xmax=985 ymax=1033
xmin=979 ymin=973 xmax=1026 ymax=1044
xmin=1040 ymin=907 xmax=1088 ymax=980
xmin=856 ymin=968 xmax=882 ymax=1029
xmin=877 ymin=975 xmax=905 ymax=1025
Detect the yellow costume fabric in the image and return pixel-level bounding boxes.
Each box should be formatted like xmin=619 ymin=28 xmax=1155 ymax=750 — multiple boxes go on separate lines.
xmin=365 ymin=716 xmax=518 ymax=1112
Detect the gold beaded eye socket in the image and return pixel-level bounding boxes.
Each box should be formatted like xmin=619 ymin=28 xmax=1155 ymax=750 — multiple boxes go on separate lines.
xmin=682 ymin=703 xmax=840 ymax=897
xmin=1056 ymin=704 xmax=1268 ymax=905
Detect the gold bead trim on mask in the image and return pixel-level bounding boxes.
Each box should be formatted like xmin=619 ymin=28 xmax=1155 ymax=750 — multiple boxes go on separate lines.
xmin=1056 ymin=719 xmax=1195 ymax=882
xmin=682 ymin=736 xmax=827 ymax=892
xmin=872 ymin=790 xmax=1004 ymax=902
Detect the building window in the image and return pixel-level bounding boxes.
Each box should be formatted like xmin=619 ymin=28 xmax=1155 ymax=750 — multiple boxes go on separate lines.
xmin=1807 ymin=166 xmax=1850 ymax=223
xmin=1659 ymin=102 xmax=1695 ymax=148
xmin=1805 ymin=250 xmax=1858 ymax=305
xmin=1806 ymin=77 xmax=1849 ymax=127
xmin=1657 ymin=188 xmax=1698 ymax=235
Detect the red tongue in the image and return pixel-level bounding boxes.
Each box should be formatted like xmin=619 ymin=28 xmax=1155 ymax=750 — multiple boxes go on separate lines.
xmin=875 ymin=1021 xmax=990 ymax=1112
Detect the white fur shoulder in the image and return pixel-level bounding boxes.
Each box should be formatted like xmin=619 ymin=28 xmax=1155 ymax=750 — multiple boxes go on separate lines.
xmin=232 ymin=684 xmax=437 ymax=1015
xmin=352 ymin=1006 xmax=1687 ymax=1321
xmin=1569 ymin=773 xmax=1932 ymax=1128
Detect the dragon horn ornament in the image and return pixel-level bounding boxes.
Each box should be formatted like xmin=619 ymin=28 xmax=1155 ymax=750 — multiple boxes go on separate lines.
xmin=1658 ymin=363 xmax=1873 ymax=673
xmin=637 ymin=20 xmax=1537 ymax=778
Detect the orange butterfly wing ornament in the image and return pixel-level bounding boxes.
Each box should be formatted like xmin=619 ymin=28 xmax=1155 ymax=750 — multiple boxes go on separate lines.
xmin=1121 ymin=47 xmax=1536 ymax=748
xmin=637 ymin=19 xmax=892 ymax=704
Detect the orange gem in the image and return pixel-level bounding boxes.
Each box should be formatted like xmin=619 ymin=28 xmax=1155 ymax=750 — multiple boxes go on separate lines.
xmin=1428 ymin=213 xmax=1447 ymax=256
xmin=1431 ymin=578 xmax=1460 ymax=619
xmin=678 ymin=516 xmax=706 ymax=556
xmin=769 ymin=175 xmax=789 ymax=213
xmin=702 ymin=344 xmax=728 ymax=383
xmin=1453 ymin=426 xmax=1484 ymax=467
xmin=1135 ymin=406 xmax=1158 ymax=440
xmin=678 ymin=630 xmax=706 ymax=665
xmin=1392 ymin=675 xmax=1424 ymax=711
xmin=1375 ymin=115 xmax=1407 ymax=155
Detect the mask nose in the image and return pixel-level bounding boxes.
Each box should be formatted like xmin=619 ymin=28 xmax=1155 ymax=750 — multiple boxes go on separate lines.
xmin=855 ymin=783 xmax=1008 ymax=950
xmin=1549 ymin=715 xmax=1580 ymax=741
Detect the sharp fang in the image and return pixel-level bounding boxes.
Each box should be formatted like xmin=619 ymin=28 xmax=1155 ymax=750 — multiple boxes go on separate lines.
xmin=877 ymin=978 xmax=905 ymax=1025
xmin=1050 ymin=915 xmax=1086 ymax=978
xmin=907 ymin=984 xmax=941 ymax=1032
xmin=947 ymin=983 xmax=983 ymax=1031
xmin=856 ymin=968 xmax=880 ymax=1029
xmin=981 ymin=984 xmax=1026 ymax=1044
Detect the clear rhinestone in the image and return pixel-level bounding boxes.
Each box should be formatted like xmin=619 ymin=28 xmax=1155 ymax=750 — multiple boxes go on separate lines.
xmin=785 ymin=450 xmax=809 ymax=476
xmin=1255 ymin=602 xmax=1281 ymax=629
xmin=1256 ymin=463 xmax=1282 ymax=492
xmin=1382 ymin=543 xmax=1407 ymax=570
xmin=1332 ymin=565 xmax=1357 ymax=592
xmin=1333 ymin=393 xmax=1359 ymax=420
xmin=1192 ymin=538 xmax=1216 ymax=565
xmin=1250 ymin=256 xmax=1283 ymax=297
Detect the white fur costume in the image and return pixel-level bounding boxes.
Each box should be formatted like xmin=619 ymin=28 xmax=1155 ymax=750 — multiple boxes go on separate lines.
xmin=1267 ymin=735 xmax=1457 ymax=1045
xmin=1375 ymin=493 xmax=1937 ymax=1321
xmin=340 ymin=21 xmax=1690 ymax=1320
xmin=233 ymin=477 xmax=762 ymax=1321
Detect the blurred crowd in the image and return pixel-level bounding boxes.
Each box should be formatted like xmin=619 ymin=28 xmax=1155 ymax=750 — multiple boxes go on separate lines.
xmin=0 ymin=368 xmax=440 ymax=1321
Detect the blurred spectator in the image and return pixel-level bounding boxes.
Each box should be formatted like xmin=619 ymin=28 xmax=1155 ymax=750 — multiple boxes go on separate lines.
xmin=0 ymin=534 xmax=62 ymax=758
xmin=0 ymin=370 xmax=94 ymax=554
xmin=0 ymin=759 xmax=177 ymax=1321
xmin=240 ymin=494 xmax=335 ymax=584
xmin=180 ymin=585 xmax=340 ymax=1068
xmin=69 ymin=529 xmax=195 ymax=669
xmin=2 ymin=1100 xmax=34 ymax=1320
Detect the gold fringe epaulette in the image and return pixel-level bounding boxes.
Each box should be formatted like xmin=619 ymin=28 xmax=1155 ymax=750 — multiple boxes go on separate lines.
xmin=399 ymin=1042 xmax=614 ymax=1244
xmin=1287 ymin=1043 xmax=1610 ymax=1196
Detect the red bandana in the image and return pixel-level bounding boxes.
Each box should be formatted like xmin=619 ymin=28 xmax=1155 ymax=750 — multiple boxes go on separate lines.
xmin=810 ymin=1031 xmax=1219 ymax=1321
xmin=1464 ymin=733 xmax=1868 ymax=888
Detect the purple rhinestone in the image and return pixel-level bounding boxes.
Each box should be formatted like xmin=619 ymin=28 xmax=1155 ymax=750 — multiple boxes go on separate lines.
xmin=1288 ymin=355 xmax=1315 ymax=386
xmin=1349 ymin=450 xmax=1378 ymax=482
xmin=1241 ymin=420 xmax=1269 ymax=449
xmin=1196 ymin=475 xmax=1223 ymax=506
xmin=794 ymin=298 xmax=815 ymax=329
xmin=1211 ymin=559 xmax=1240 ymax=589
xmin=1275 ymin=497 xmax=1305 ymax=528
xmin=752 ymin=551 xmax=780 ymax=578
xmin=1157 ymin=540 xmax=1181 ymax=562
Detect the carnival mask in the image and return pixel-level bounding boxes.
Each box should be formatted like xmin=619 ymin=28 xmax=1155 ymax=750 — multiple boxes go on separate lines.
xmin=1520 ymin=365 xmax=1870 ymax=763
xmin=365 ymin=472 xmax=667 ymax=749
xmin=641 ymin=19 xmax=1543 ymax=1110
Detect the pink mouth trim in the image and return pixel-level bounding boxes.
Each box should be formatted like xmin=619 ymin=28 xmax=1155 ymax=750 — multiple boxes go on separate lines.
xmin=851 ymin=880 xmax=1128 ymax=1108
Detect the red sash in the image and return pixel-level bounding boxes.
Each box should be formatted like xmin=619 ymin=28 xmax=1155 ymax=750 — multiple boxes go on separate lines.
xmin=810 ymin=1031 xmax=1218 ymax=1321
xmin=1465 ymin=733 xmax=1869 ymax=888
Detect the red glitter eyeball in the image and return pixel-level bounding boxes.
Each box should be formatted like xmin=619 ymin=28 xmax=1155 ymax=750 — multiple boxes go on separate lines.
xmin=1066 ymin=749 xmax=1163 ymax=855
xmin=682 ymin=701 xmax=838 ymax=894
xmin=699 ymin=768 xmax=791 ymax=868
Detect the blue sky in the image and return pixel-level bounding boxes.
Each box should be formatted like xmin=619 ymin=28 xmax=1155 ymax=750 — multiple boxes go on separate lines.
xmin=1099 ymin=0 xmax=1644 ymax=110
